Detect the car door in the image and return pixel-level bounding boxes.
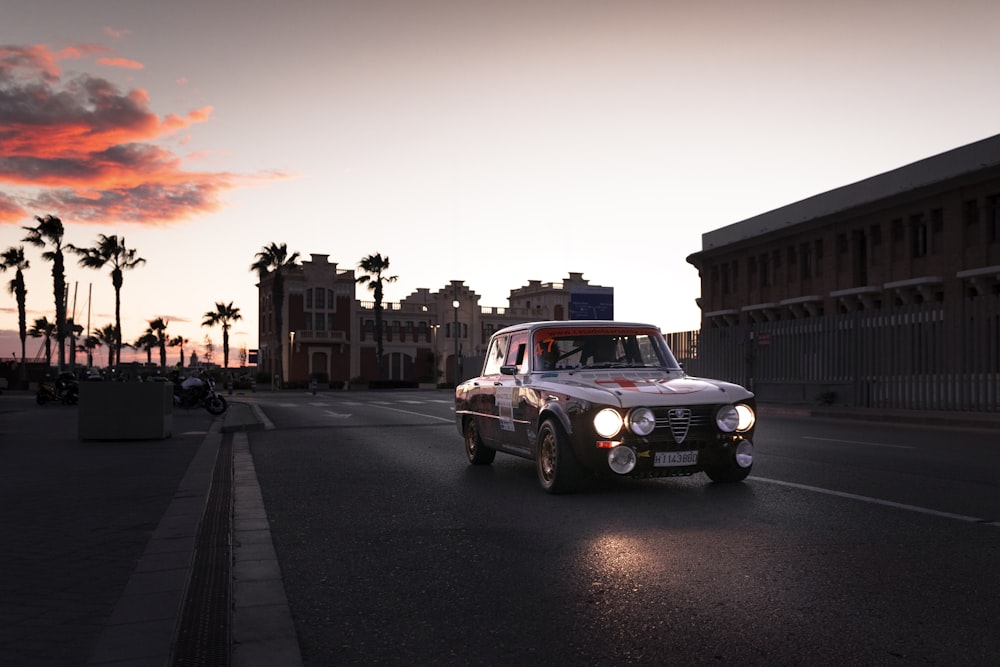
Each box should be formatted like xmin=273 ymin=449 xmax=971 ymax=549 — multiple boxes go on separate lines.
xmin=495 ymin=331 xmax=533 ymax=455
xmin=473 ymin=334 xmax=509 ymax=446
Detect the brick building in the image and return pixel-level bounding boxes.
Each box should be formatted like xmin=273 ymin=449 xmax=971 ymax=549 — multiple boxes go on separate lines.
xmin=256 ymin=259 xmax=613 ymax=387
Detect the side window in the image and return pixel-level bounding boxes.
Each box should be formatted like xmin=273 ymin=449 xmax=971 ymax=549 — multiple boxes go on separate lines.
xmin=505 ymin=333 xmax=529 ymax=373
xmin=482 ymin=335 xmax=509 ymax=376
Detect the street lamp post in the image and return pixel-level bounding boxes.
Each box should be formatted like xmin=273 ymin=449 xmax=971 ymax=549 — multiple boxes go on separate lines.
xmin=288 ymin=330 xmax=296 ymax=386
xmin=431 ymin=324 xmax=440 ymax=385
xmin=452 ymin=298 xmax=460 ymax=385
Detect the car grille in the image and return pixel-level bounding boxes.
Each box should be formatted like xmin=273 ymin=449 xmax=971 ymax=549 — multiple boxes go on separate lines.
xmin=651 ymin=405 xmax=715 ymax=443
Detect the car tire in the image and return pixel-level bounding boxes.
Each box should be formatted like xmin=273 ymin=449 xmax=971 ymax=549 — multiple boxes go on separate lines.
xmin=536 ymin=418 xmax=582 ymax=494
xmin=464 ymin=417 xmax=496 ymax=465
xmin=703 ymin=464 xmax=751 ymax=483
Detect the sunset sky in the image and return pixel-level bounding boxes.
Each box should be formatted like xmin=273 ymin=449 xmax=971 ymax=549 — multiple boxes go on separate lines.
xmin=3 ymin=0 xmax=1000 ymax=367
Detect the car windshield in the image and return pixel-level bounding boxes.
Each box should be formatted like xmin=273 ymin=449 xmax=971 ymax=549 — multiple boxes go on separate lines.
xmin=532 ymin=327 xmax=681 ymax=371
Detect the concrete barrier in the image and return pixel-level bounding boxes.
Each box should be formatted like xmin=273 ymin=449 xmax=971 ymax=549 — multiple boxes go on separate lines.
xmin=78 ymin=381 xmax=174 ymax=440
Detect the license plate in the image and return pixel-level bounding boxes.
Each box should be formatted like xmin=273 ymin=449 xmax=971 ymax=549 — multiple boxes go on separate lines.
xmin=654 ymin=450 xmax=698 ymax=467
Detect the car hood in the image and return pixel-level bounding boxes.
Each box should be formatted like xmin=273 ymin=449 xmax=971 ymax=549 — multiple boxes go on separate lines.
xmin=535 ymin=371 xmax=752 ymax=408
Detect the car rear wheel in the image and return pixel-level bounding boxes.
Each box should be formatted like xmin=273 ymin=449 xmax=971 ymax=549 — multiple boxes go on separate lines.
xmin=464 ymin=417 xmax=495 ymax=465
xmin=536 ymin=418 xmax=582 ymax=494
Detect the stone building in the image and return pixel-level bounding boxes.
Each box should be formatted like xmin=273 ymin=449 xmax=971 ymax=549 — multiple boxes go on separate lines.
xmin=255 ymin=259 xmax=613 ymax=386
xmin=683 ymin=133 xmax=1000 ymax=410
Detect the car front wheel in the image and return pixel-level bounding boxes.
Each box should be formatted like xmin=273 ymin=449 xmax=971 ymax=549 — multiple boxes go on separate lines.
xmin=703 ymin=464 xmax=751 ymax=483
xmin=536 ymin=418 xmax=582 ymax=494
xmin=464 ymin=417 xmax=496 ymax=465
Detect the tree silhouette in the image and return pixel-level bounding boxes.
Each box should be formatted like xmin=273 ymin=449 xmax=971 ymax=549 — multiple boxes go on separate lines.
xmin=169 ymin=336 xmax=189 ymax=369
xmin=95 ymin=324 xmax=117 ymax=368
xmin=0 ymin=246 xmax=30 ymax=386
xmin=250 ymin=243 xmax=299 ymax=385
xmin=22 ymin=215 xmax=67 ymax=370
xmin=82 ymin=334 xmax=100 ymax=369
xmin=202 ymin=301 xmax=242 ymax=369
xmin=65 ymin=318 xmax=83 ymax=370
xmin=28 ymin=316 xmax=55 ymax=367
xmin=70 ymin=234 xmax=145 ymax=368
xmin=145 ymin=317 xmax=170 ymax=369
xmin=134 ymin=330 xmax=157 ymax=365
xmin=356 ymin=253 xmax=398 ymax=380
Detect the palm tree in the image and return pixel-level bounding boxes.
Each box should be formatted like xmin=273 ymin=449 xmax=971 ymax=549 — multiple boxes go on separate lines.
xmin=82 ymin=334 xmax=100 ymax=369
xmin=145 ymin=317 xmax=170 ymax=369
xmin=356 ymin=253 xmax=398 ymax=380
xmin=22 ymin=215 xmax=68 ymax=370
xmin=169 ymin=336 xmax=189 ymax=369
xmin=0 ymin=246 xmax=30 ymax=387
xmin=134 ymin=331 xmax=157 ymax=365
xmin=28 ymin=316 xmax=55 ymax=367
xmin=250 ymin=243 xmax=299 ymax=385
xmin=95 ymin=323 xmax=117 ymax=368
xmin=70 ymin=234 xmax=145 ymax=368
xmin=65 ymin=318 xmax=83 ymax=370
xmin=202 ymin=301 xmax=242 ymax=368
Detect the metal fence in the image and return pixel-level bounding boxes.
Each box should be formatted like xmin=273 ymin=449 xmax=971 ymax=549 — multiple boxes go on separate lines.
xmin=665 ymin=294 xmax=1000 ymax=412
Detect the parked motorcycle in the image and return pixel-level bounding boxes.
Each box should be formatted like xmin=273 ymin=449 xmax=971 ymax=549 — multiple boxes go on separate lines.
xmin=172 ymin=371 xmax=227 ymax=415
xmin=37 ymin=372 xmax=79 ymax=405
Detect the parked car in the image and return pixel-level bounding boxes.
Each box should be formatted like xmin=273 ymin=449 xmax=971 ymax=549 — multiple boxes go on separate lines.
xmin=455 ymin=321 xmax=756 ymax=493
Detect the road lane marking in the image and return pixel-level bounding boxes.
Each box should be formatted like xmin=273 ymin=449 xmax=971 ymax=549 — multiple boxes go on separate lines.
xmin=379 ymin=405 xmax=454 ymax=423
xmin=803 ymin=436 xmax=912 ymax=449
xmin=751 ymin=476 xmax=999 ymax=527
xmin=323 ymin=411 xmax=352 ymax=419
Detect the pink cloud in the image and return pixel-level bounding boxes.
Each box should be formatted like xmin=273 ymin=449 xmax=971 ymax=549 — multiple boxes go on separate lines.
xmin=0 ymin=43 xmax=286 ymax=226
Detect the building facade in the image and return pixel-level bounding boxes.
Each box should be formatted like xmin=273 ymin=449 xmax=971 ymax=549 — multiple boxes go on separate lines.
xmin=682 ymin=133 xmax=1000 ymax=411
xmin=256 ymin=259 xmax=613 ymax=387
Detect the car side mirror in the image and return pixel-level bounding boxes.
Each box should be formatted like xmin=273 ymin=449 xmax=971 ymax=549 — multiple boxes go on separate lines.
xmin=500 ymin=365 xmax=519 ymax=375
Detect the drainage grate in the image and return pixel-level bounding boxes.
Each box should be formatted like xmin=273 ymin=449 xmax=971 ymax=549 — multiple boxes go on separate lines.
xmin=172 ymin=434 xmax=233 ymax=666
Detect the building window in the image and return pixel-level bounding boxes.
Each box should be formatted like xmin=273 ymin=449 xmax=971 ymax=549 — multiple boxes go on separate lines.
xmin=964 ymin=199 xmax=980 ymax=247
xmin=989 ymin=195 xmax=1000 ymax=243
xmin=911 ymin=213 xmax=928 ymax=258
xmin=836 ymin=233 xmax=848 ymax=272
xmin=800 ymin=242 xmax=812 ymax=280
xmin=930 ymin=208 xmax=943 ymax=254
xmin=759 ymin=253 xmax=770 ymax=288
xmin=814 ymin=240 xmax=823 ymax=276
xmin=891 ymin=218 xmax=904 ymax=260
xmin=869 ymin=224 xmax=882 ymax=265
xmin=720 ymin=264 xmax=730 ymax=295
xmin=305 ymin=289 xmax=313 ymax=309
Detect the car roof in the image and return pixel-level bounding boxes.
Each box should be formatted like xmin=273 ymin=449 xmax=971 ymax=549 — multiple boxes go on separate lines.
xmin=491 ymin=320 xmax=661 ymax=337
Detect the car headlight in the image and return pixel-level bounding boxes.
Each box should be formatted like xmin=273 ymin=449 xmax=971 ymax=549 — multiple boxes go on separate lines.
xmin=715 ymin=405 xmax=740 ymax=432
xmin=593 ymin=408 xmax=623 ymax=438
xmin=735 ymin=403 xmax=756 ymax=432
xmin=627 ymin=407 xmax=656 ymax=436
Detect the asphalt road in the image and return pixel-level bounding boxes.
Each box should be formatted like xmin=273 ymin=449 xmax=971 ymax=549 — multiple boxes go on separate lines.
xmin=244 ymin=391 xmax=1000 ymax=666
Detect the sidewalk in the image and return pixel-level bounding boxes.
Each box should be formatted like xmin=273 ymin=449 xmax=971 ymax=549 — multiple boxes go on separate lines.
xmin=758 ymin=401 xmax=1000 ymax=431
xmin=0 ymin=393 xmax=295 ymax=667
